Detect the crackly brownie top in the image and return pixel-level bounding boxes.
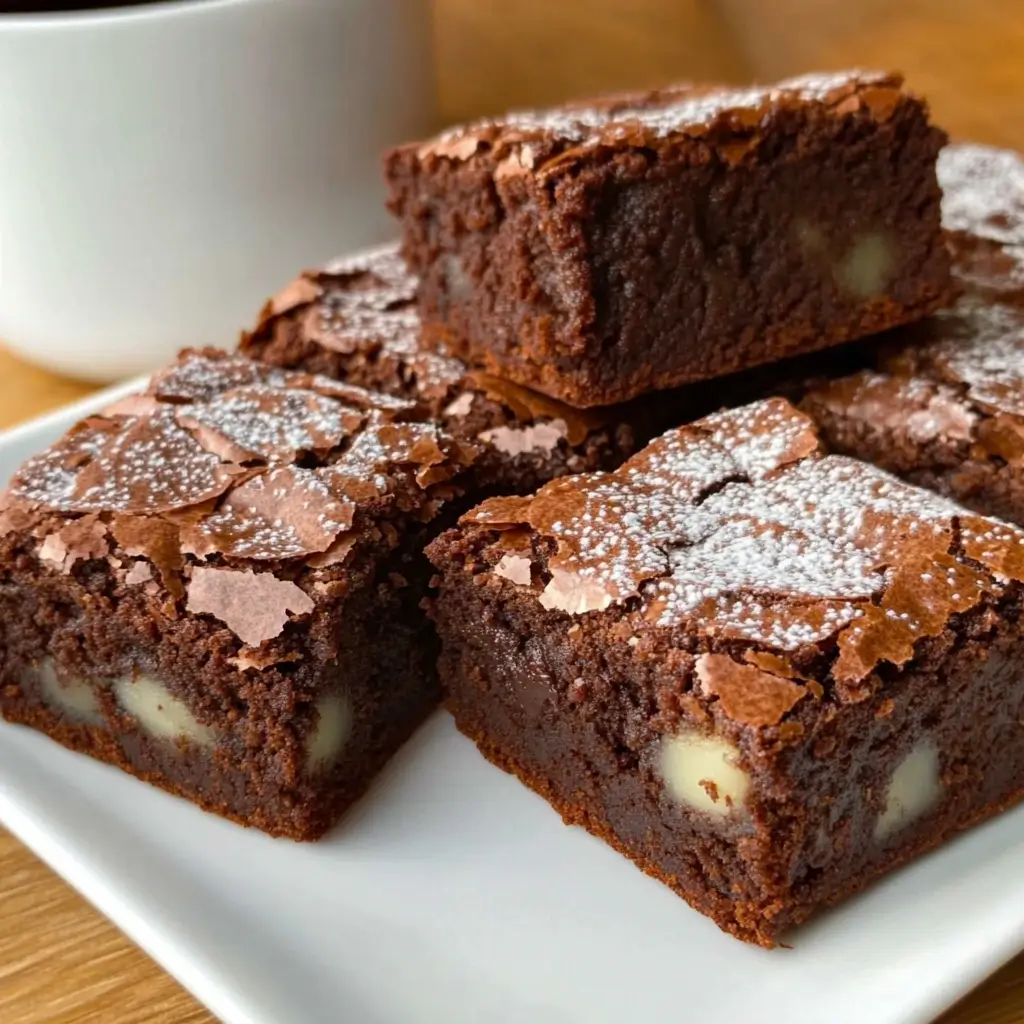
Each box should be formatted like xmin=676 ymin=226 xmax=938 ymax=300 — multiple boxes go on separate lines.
xmin=939 ymin=144 xmax=1024 ymax=247
xmin=245 ymin=243 xmax=463 ymax=407
xmin=454 ymin=399 xmax=1024 ymax=686
xmin=805 ymin=299 xmax=1024 ymax=453
xmin=937 ymin=143 xmax=1024 ymax=296
xmin=0 ymin=349 xmax=476 ymax=649
xmin=241 ymin=242 xmax=611 ymax=452
xmin=412 ymin=70 xmax=911 ymax=175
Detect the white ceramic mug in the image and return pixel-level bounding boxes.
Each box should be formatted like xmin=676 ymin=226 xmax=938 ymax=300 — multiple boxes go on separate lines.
xmin=0 ymin=0 xmax=434 ymax=381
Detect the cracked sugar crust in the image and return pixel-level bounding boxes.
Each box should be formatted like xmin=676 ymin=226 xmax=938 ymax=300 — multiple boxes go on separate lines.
xmin=245 ymin=243 xmax=466 ymax=408
xmin=455 ymin=399 xmax=1024 ymax=677
xmin=938 ymin=144 xmax=1024 ymax=248
xmin=904 ymin=305 xmax=1024 ymax=417
xmin=937 ymin=143 xmax=1024 ymax=297
xmin=9 ymin=406 xmax=239 ymax=515
xmin=1 ymin=349 xmax=477 ymax=644
xmin=241 ymin=242 xmax=622 ymax=455
xmin=804 ymin=299 xmax=1024 ymax=456
xmin=410 ymin=70 xmax=907 ymax=174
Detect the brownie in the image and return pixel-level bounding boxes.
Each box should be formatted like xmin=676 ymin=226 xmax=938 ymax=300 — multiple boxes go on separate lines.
xmin=385 ymin=70 xmax=954 ymax=407
xmin=802 ymin=144 xmax=1024 ymax=524
xmin=802 ymin=300 xmax=1024 ymax=524
xmin=937 ymin=143 xmax=1024 ymax=301
xmin=239 ymin=242 xmax=637 ymax=495
xmin=0 ymin=349 xmax=476 ymax=840
xmin=427 ymin=398 xmax=1024 ymax=946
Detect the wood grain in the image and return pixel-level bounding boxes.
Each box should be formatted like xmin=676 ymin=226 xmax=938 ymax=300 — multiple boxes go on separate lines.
xmin=2 ymin=1 xmax=1023 ymax=1021
xmin=0 ymin=829 xmax=211 ymax=1024
xmin=0 ymin=346 xmax=94 ymax=432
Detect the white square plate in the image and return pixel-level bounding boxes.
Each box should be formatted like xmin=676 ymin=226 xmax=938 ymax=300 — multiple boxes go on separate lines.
xmin=2 ymin=384 xmax=1024 ymax=1024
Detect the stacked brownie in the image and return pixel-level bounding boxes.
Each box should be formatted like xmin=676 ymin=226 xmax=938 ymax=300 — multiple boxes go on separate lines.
xmin=8 ymin=67 xmax=1024 ymax=947
xmin=386 ymin=77 xmax=1024 ymax=944
xmin=385 ymin=69 xmax=952 ymax=406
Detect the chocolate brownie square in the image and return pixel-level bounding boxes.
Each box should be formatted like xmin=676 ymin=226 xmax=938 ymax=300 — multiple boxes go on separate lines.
xmin=0 ymin=350 xmax=476 ymax=839
xmin=427 ymin=399 xmax=1024 ymax=945
xmin=240 ymin=242 xmax=641 ymax=495
xmin=386 ymin=70 xmax=954 ymax=407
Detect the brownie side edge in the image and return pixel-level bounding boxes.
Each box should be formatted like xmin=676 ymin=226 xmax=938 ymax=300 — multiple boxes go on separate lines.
xmin=426 ymin=525 xmax=1024 ymax=945
xmin=386 ymin=94 xmax=952 ymax=407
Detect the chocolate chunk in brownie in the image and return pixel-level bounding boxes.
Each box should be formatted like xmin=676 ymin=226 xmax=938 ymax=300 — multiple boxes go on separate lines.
xmin=0 ymin=349 xmax=476 ymax=839
xmin=427 ymin=398 xmax=1024 ymax=945
xmin=240 ymin=242 xmax=639 ymax=494
xmin=938 ymin=143 xmax=1024 ymax=301
xmin=386 ymin=70 xmax=954 ymax=407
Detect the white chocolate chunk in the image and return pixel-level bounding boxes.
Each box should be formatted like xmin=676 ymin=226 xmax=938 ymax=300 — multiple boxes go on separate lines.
xmin=875 ymin=741 xmax=942 ymax=839
xmin=660 ymin=731 xmax=751 ymax=817
xmin=114 ymin=674 xmax=216 ymax=747
xmin=306 ymin=692 xmax=353 ymax=773
xmin=836 ymin=232 xmax=894 ymax=300
xmin=36 ymin=659 xmax=102 ymax=724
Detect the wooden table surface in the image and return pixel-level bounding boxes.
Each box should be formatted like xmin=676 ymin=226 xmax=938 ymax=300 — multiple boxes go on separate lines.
xmin=2 ymin=2 xmax=1024 ymax=1021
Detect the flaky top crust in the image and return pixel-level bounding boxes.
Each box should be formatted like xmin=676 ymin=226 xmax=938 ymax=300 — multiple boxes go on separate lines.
xmin=1 ymin=349 xmax=476 ymax=650
xmin=443 ymin=400 xmax=1024 ymax=692
xmin=938 ymin=143 xmax=1024 ymax=298
xmin=806 ymin=299 xmax=1024 ymax=460
xmin=403 ymin=70 xmax=914 ymax=179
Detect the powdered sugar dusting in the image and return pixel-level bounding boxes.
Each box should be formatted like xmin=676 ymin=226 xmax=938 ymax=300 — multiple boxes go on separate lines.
xmin=311 ymin=249 xmax=465 ymax=398
xmin=10 ymin=348 xmax=475 ymax=596
xmin=468 ymin=400 xmax=1024 ymax=658
xmin=474 ymin=400 xmax=819 ymax=611
xmin=911 ymin=302 xmax=1024 ymax=418
xmin=250 ymin=243 xmax=466 ymax=403
xmin=939 ymin=144 xmax=1024 ymax=246
xmin=425 ymin=70 xmax=897 ymax=158
xmin=316 ymin=243 xmax=417 ymax=341
xmin=494 ymin=86 xmax=771 ymax=142
xmin=327 ymin=415 xmax=464 ymax=494
xmin=181 ymin=466 xmax=355 ymax=560
xmin=178 ymin=384 xmax=360 ymax=464
xmin=151 ymin=350 xmax=289 ymax=402
xmin=247 ymin=245 xmax=605 ymax=447
xmin=700 ymin=399 xmax=820 ymax=477
xmin=646 ymin=456 xmax=967 ymax=646
xmin=809 ymin=302 xmax=1024 ymax=443
xmin=11 ymin=408 xmax=236 ymax=514
xmin=323 ymin=242 xmax=417 ymax=289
